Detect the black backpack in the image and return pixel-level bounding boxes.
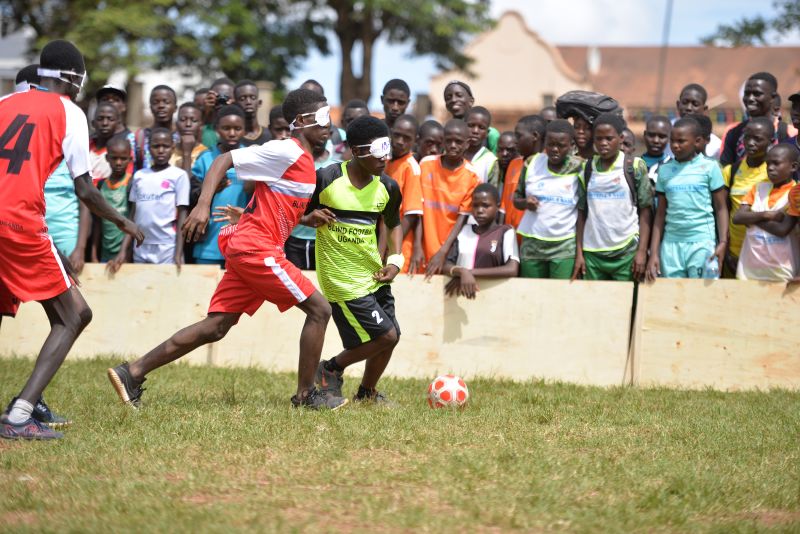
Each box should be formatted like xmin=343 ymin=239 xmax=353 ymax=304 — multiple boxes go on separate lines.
xmin=556 ymin=91 xmax=624 ymax=124
xmin=582 ymin=153 xmax=639 ymax=209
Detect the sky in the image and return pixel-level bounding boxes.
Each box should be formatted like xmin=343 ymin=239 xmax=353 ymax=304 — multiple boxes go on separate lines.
xmin=288 ymin=0 xmax=798 ymax=108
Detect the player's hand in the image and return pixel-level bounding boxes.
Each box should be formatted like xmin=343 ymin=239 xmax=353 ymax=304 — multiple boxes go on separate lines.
xmin=408 ymin=246 xmax=425 ymax=277
xmin=212 ymin=205 xmax=244 ymax=225
xmin=373 ymin=264 xmax=400 ymax=283
xmin=215 ymin=179 xmax=231 ymax=193
xmin=183 ymin=204 xmax=210 ymax=242
xmin=106 ymin=252 xmax=126 ymax=274
xmin=525 ymin=196 xmax=540 ymax=211
xmin=424 ymin=250 xmax=446 ymax=280
xmin=458 ymin=270 xmax=478 ymax=299
xmin=632 ymin=249 xmax=647 ymax=282
xmin=68 ymin=248 xmax=85 ymax=275
xmin=711 ymin=244 xmax=727 ymax=273
xmin=118 ymin=219 xmax=145 ymax=246
xmin=570 ymin=253 xmax=586 ymax=281
xmin=303 ymin=208 xmax=337 ymax=228
xmin=204 ymin=90 xmax=218 ymax=114
xmin=645 ymin=255 xmax=660 ymax=283
xmin=444 ymin=277 xmax=460 ymax=297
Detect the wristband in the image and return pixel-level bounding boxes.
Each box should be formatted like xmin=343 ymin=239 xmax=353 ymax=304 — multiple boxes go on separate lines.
xmin=386 ymin=254 xmax=404 ymax=270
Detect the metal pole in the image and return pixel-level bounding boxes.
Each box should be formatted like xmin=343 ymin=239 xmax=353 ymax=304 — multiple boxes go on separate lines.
xmin=655 ymin=0 xmax=674 ymax=112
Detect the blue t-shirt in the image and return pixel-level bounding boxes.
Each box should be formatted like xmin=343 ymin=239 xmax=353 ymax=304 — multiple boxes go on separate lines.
xmin=641 ymin=153 xmax=668 ymax=170
xmin=656 ymin=154 xmax=724 ymax=243
xmin=191 ymin=145 xmax=249 ymax=260
xmin=44 ymin=159 xmax=79 ymax=255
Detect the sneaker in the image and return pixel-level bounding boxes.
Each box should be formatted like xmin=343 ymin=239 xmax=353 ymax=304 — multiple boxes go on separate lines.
xmin=107 ymin=362 xmax=145 ymax=408
xmin=33 ymin=397 xmax=72 ymax=427
xmin=0 ymin=415 xmax=63 ymax=440
xmin=291 ymin=387 xmax=348 ymax=411
xmin=353 ymin=389 xmax=398 ymax=407
xmin=315 ymin=360 xmax=344 ymax=398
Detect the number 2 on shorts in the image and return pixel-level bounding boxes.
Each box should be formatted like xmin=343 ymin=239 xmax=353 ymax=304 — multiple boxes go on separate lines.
xmin=371 ymin=310 xmax=383 ymax=324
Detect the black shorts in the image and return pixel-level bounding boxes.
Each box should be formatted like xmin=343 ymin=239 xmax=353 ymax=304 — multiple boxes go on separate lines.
xmin=331 ymin=285 xmax=400 ymax=349
xmin=284 ymin=236 xmax=315 ymax=270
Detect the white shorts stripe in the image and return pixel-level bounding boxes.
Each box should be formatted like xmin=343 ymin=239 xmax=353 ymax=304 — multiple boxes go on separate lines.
xmin=48 ymin=235 xmax=72 ymax=290
xmin=264 ymin=257 xmax=308 ymax=303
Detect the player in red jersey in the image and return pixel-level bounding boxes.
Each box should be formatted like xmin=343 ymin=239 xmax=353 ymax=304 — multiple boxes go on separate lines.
xmin=0 ymin=40 xmax=144 ymax=440
xmin=108 ymin=89 xmax=348 ymax=410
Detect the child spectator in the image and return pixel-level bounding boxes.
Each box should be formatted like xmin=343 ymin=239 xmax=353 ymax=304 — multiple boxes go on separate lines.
xmin=573 ymin=116 xmax=594 ymax=160
xmin=496 ymin=131 xmax=518 ymax=198
xmin=621 ymin=128 xmax=636 ymax=156
xmin=443 ymin=183 xmax=519 ymax=299
xmin=385 ymin=114 xmax=425 ymax=274
xmin=96 ymin=85 xmax=128 ymax=134
xmin=381 ymin=78 xmax=411 ymax=129
xmin=641 ymin=115 xmax=671 ymax=176
xmin=734 ymin=144 xmax=799 ymax=281
xmin=44 ymin=160 xmax=91 ymax=273
xmin=514 ymin=119 xmax=583 ymax=279
xmin=170 ymin=103 xmax=208 ymax=175
xmin=268 ymin=104 xmax=290 ymax=140
xmin=134 ymin=85 xmax=178 ymax=171
xmin=574 ymin=113 xmax=653 ymax=281
xmin=421 ymin=119 xmax=481 ymax=277
xmin=332 ymin=99 xmax=369 ymax=161
xmin=193 ymin=87 xmax=209 ymax=109
xmin=119 ymin=127 xmax=190 ymax=268
xmin=501 ymin=115 xmax=546 ymax=227
xmin=722 ymin=116 xmax=773 ymax=274
xmin=647 ymin=118 xmax=729 ymax=280
xmin=201 ymin=77 xmax=235 ymax=148
xmin=721 ymin=72 xmax=788 ymax=166
xmin=540 ymin=106 xmax=558 ymax=124
xmin=464 ymin=106 xmax=499 ymax=185
xmin=192 ymin=105 xmax=248 ymax=267
xmin=443 ymin=80 xmax=499 ymax=153
xmin=675 ymin=83 xmax=722 ymax=159
xmin=94 ymin=135 xmax=134 ymax=264
xmin=235 ymin=79 xmax=271 ymax=146
xmin=785 ymin=92 xmax=800 ymax=150
xmin=687 ymin=114 xmax=716 ymax=160
xmin=414 ymin=120 xmax=444 ymax=161
xmin=89 ymin=102 xmax=124 ymax=184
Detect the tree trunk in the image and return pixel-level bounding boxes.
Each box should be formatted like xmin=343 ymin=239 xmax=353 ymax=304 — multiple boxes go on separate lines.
xmin=334 ymin=2 xmax=380 ymax=104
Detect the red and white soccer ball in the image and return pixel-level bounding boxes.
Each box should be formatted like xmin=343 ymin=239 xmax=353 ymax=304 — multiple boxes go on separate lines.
xmin=427 ymin=374 xmax=469 ymax=408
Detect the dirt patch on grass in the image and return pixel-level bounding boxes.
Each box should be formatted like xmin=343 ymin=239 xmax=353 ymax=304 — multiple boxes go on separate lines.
xmin=743 ymin=509 xmax=800 ymax=526
xmin=2 ymin=511 xmax=37 ymax=527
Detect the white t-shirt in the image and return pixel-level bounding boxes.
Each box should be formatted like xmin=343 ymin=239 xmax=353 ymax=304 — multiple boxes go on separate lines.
xmin=129 ymin=165 xmax=190 ymax=244
xmin=447 ymin=224 xmax=519 ymax=269
xmin=516 ymin=153 xmax=580 ymax=241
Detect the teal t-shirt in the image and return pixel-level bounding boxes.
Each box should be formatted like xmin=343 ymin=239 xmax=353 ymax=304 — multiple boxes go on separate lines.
xmin=192 ymin=145 xmax=249 ymax=261
xmin=289 ymin=156 xmax=342 ymax=241
xmin=44 ymin=160 xmax=79 ymax=255
xmin=201 ymin=124 xmax=218 ymax=151
xmin=99 ymin=174 xmax=132 ymax=260
xmin=656 ymin=154 xmax=724 ymax=243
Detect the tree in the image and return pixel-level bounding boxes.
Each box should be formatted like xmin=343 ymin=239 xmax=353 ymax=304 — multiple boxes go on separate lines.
xmin=702 ymin=0 xmax=800 ymax=46
xmin=316 ymin=0 xmax=494 ymax=103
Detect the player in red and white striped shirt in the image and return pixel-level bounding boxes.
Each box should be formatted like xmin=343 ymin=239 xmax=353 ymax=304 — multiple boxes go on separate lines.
xmin=108 ymin=89 xmax=348 ymax=411
xmin=0 ymin=41 xmax=144 ymax=440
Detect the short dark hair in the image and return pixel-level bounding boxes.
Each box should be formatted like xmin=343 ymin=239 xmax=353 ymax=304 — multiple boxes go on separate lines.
xmin=300 ymin=79 xmax=324 ymax=95
xmin=673 ymin=117 xmax=702 ymax=138
xmin=517 ymin=114 xmax=546 ymax=137
xmin=473 ymin=182 xmax=500 ymax=203
xmin=107 ymin=133 xmax=131 ymax=151
xmin=382 ymin=78 xmax=410 ymax=97
xmin=646 ymin=115 xmax=672 ymax=130
xmin=282 ymin=88 xmax=327 ymax=123
xmin=234 ymin=79 xmax=258 ymax=97
xmin=268 ymin=104 xmax=284 ymax=124
xmin=684 ymin=114 xmax=713 ymax=139
xmin=94 ymin=102 xmax=120 ymax=118
xmin=40 ymin=39 xmax=85 ymax=74
xmin=149 ymin=126 xmax=173 ymax=142
xmin=393 ymin=114 xmax=418 ymax=130
xmin=679 ymin=83 xmax=708 ymax=103
xmin=211 ymin=77 xmax=235 ymax=90
xmin=545 ymin=119 xmax=575 ymax=138
xmin=444 ymin=118 xmax=468 ymax=135
xmin=444 ymin=80 xmax=473 ymax=98
xmin=151 ymin=84 xmax=177 ymax=102
xmin=16 ymin=64 xmax=40 ymax=85
xmin=346 ymin=115 xmax=389 ymax=147
xmin=214 ymin=104 xmax=246 ymax=125
xmin=195 ymin=87 xmax=210 ymax=95
xmin=746 ymin=115 xmax=776 ymax=138
xmin=748 ymin=72 xmax=778 ymax=92
xmin=768 ymin=142 xmax=800 ymax=162
xmin=593 ymin=112 xmax=626 ymax=134
xmin=419 ymin=120 xmax=444 ymax=137
xmin=179 ymin=102 xmax=201 ymax=114
xmin=466 ymin=106 xmax=491 ymax=124
xmin=344 ymin=99 xmax=369 ymax=111
xmin=499 ymin=131 xmax=515 ymax=141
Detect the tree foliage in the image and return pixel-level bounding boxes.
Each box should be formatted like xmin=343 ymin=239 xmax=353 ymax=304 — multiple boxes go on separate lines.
xmin=702 ymin=0 xmax=800 ymax=46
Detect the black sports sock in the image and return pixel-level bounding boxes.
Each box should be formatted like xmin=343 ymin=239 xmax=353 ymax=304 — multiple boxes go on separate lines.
xmin=325 ymin=358 xmax=344 ymax=373
xmin=355 ymin=385 xmax=375 ymax=399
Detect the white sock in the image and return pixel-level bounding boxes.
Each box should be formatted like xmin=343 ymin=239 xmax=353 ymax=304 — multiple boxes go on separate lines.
xmin=7 ymin=399 xmax=34 ymax=424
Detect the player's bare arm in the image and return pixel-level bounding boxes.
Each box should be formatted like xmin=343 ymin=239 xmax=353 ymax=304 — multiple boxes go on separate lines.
xmin=183 ymin=151 xmax=234 ymax=242
xmin=74 ymin=173 xmax=144 ymax=245
xmin=374 ymin=222 xmax=403 ymax=282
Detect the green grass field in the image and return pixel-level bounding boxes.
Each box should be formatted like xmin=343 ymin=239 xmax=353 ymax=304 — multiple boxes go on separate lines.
xmin=1 ymin=357 xmax=799 ymax=533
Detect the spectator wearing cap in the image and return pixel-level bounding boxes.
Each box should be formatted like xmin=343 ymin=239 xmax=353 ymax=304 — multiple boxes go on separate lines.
xmin=443 ymin=80 xmax=500 ymax=155
xmin=96 ymin=85 xmax=128 ymax=134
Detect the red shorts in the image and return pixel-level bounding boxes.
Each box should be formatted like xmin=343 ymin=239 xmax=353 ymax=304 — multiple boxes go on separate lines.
xmin=0 ymin=234 xmax=72 ymax=316
xmin=208 ymin=246 xmax=316 ymax=316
